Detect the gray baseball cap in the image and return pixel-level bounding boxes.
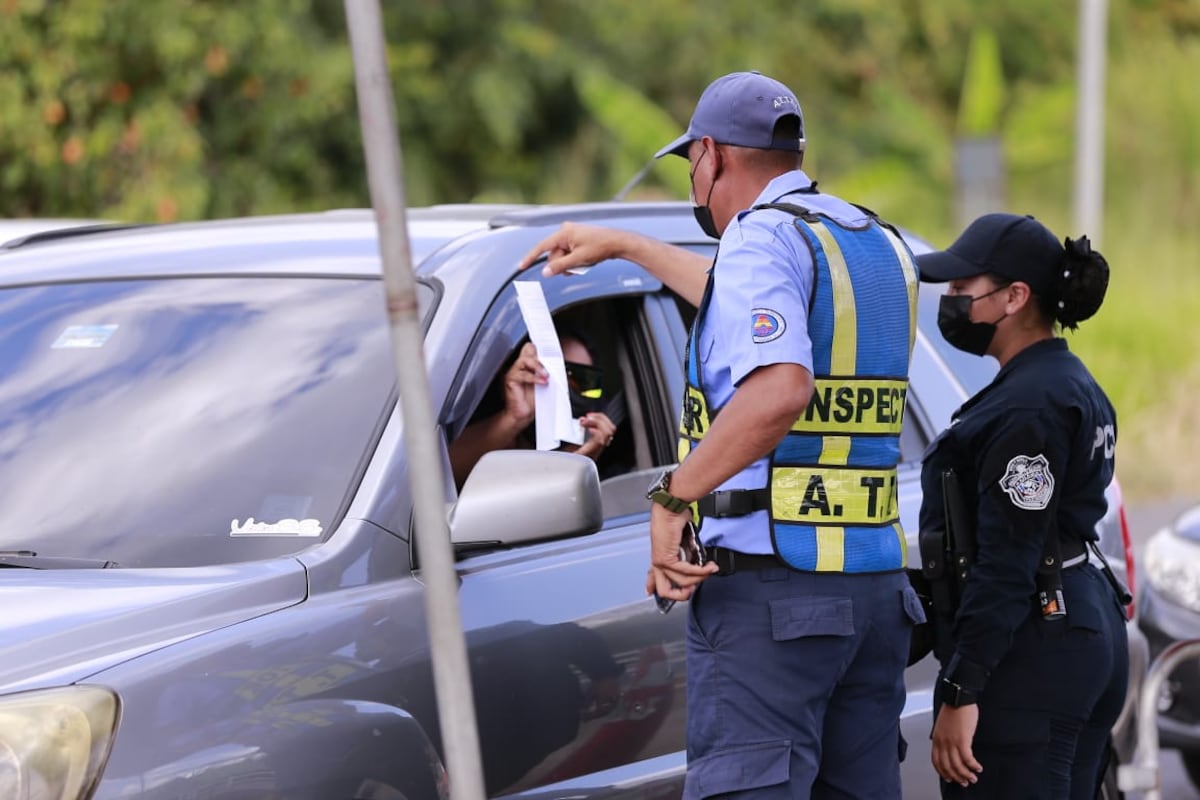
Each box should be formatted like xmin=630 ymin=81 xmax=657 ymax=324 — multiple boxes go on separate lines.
xmin=654 ymin=71 xmax=806 ymax=160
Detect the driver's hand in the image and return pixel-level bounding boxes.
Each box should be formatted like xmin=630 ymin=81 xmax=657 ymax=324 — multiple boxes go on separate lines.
xmin=501 ymin=342 xmax=545 ymax=429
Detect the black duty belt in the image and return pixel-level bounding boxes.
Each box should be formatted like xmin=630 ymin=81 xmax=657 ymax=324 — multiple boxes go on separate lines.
xmin=697 ymin=488 xmax=770 ymax=519
xmin=708 ymin=546 xmax=783 ymax=576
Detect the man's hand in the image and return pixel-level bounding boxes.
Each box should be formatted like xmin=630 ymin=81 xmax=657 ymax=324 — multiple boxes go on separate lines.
xmin=931 ymin=703 xmax=983 ymax=788
xmin=518 ymin=222 xmax=630 ymax=277
xmin=645 ymin=505 xmax=718 ymax=602
xmin=502 ymin=342 xmax=546 ymax=430
xmin=517 ymin=221 xmax=710 ymax=306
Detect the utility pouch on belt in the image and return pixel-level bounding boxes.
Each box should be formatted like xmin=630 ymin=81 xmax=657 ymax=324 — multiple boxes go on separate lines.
xmin=1035 ymin=534 xmax=1067 ymax=620
xmin=919 ymin=528 xmax=947 ymax=582
xmin=918 ymin=523 xmax=957 ymax=625
xmin=942 ymin=470 xmax=975 ymax=588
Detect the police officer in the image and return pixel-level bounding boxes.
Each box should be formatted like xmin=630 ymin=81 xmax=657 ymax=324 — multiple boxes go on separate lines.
xmin=915 ymin=213 xmax=1129 ymax=798
xmin=521 ymin=71 xmax=922 ymax=799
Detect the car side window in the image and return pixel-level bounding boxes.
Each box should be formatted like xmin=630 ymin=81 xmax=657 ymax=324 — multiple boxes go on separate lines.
xmin=447 ymin=301 xmax=638 ymax=485
xmin=442 ymin=267 xmax=677 ymax=524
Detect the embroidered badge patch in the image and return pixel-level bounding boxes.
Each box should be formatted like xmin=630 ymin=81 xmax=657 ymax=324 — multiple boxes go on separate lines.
xmin=751 ymin=308 xmax=786 ymax=343
xmin=999 ymin=454 xmax=1055 ymax=510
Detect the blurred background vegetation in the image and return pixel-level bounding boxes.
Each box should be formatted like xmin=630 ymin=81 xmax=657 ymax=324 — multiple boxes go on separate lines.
xmin=1 ymin=0 xmax=1196 ymax=501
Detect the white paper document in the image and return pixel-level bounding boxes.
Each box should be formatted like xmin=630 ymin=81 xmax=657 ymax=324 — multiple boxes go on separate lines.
xmin=513 ymin=281 xmax=584 ymax=449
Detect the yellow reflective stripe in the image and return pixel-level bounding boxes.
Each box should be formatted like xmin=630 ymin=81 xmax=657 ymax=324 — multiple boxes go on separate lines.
xmin=808 ymin=221 xmax=857 ymax=374
xmin=893 ymin=521 xmax=908 ymax=564
xmin=793 ymin=377 xmax=907 ymax=435
xmin=880 ymin=226 xmax=919 ymax=353
xmin=770 ymin=465 xmax=899 ymax=526
xmin=815 ymin=528 xmax=845 ymax=571
xmin=815 ymin=435 xmax=850 ymax=570
xmin=819 ymin=435 xmax=851 ymax=467
xmin=679 ymin=384 xmax=710 ymax=440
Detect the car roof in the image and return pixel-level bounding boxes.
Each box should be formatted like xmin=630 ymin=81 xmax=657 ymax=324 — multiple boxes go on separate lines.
xmin=0 ymin=202 xmax=931 ymax=291
xmin=0 ymin=218 xmax=112 ymax=246
xmin=0 ymin=203 xmax=710 ymax=288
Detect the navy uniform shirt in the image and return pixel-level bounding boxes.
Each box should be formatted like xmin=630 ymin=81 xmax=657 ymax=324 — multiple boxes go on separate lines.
xmin=919 ymin=337 xmax=1117 ymax=682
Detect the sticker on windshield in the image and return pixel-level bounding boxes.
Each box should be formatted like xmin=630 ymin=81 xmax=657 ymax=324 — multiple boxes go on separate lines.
xmin=52 ymin=324 xmax=119 ymax=349
xmin=230 ymin=517 xmax=323 ymax=537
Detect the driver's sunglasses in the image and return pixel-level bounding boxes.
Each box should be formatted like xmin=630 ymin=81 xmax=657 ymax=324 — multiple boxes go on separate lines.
xmin=565 ymin=361 xmax=603 ymax=399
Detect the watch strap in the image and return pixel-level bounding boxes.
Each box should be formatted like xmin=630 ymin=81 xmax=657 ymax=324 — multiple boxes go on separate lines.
xmin=940 ymin=653 xmax=989 ymax=707
xmin=650 ymin=489 xmax=690 ymax=514
xmin=647 ymin=470 xmax=690 ymax=513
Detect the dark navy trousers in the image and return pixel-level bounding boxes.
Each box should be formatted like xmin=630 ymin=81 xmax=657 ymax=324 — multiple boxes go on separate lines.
xmin=683 ymin=566 xmax=920 ymax=799
xmin=935 ymin=564 xmax=1129 ymax=799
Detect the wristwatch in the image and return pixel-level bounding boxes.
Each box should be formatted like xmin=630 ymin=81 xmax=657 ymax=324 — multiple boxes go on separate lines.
xmin=939 ymin=677 xmax=979 ymax=708
xmin=646 ymin=469 xmax=690 ymax=513
xmin=939 ymin=653 xmax=988 ymax=707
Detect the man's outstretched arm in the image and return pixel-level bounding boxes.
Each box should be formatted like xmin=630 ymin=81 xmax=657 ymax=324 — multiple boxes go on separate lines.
xmin=518 ymin=222 xmax=710 ymax=307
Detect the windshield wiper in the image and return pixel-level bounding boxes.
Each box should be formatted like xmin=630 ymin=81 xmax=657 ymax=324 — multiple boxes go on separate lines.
xmin=0 ymin=550 xmax=121 ymax=569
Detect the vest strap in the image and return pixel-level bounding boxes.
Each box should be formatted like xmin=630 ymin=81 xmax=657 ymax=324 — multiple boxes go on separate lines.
xmin=697 ymin=488 xmax=771 ymax=519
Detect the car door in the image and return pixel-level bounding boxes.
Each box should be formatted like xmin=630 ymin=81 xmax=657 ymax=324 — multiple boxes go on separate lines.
xmin=442 ymin=262 xmax=692 ymax=799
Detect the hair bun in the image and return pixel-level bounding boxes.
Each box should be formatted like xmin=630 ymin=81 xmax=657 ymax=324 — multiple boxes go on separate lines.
xmin=1053 ymin=236 xmax=1109 ymax=330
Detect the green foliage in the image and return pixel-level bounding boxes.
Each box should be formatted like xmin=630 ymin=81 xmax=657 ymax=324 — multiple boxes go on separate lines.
xmin=0 ymin=0 xmax=359 ymax=221
xmin=957 ymin=28 xmax=1004 ymax=136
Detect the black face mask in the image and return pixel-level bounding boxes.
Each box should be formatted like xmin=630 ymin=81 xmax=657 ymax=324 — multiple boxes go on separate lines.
xmin=690 ymin=149 xmax=720 ymax=240
xmin=568 ymin=388 xmax=606 ymax=418
xmin=565 ymin=360 xmax=605 ymax=417
xmin=936 ymin=287 xmax=1008 ymax=356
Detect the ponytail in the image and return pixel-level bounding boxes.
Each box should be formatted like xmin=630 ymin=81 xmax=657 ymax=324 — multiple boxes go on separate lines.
xmin=1047 ymin=235 xmax=1109 ymax=331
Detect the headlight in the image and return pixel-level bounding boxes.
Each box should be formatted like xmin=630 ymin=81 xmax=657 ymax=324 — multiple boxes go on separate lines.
xmin=0 ymin=686 xmax=118 ymax=800
xmin=1144 ymin=527 xmax=1200 ymax=613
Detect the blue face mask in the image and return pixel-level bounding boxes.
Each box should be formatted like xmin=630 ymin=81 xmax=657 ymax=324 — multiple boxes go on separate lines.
xmin=690 ymin=150 xmax=720 ymax=240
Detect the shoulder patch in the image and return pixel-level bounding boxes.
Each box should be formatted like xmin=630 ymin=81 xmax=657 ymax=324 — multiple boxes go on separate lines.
xmin=751 ymin=308 xmax=786 ymax=343
xmin=998 ymin=454 xmax=1055 ymax=510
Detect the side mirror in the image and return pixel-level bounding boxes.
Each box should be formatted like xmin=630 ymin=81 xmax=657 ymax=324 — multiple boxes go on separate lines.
xmin=450 ymin=450 xmax=603 ymax=548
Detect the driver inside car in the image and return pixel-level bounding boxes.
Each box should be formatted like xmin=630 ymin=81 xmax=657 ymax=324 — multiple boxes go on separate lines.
xmin=449 ymin=329 xmax=622 ymax=487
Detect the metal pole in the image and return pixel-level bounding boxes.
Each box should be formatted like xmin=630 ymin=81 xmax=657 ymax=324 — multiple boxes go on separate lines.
xmin=342 ymin=2 xmax=487 ymax=798
xmin=1073 ymin=0 xmax=1108 ymax=245
xmin=1118 ymin=638 xmax=1200 ymax=798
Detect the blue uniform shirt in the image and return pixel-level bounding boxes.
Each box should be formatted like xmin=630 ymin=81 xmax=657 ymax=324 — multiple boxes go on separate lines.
xmin=696 ymin=171 xmax=872 ymax=554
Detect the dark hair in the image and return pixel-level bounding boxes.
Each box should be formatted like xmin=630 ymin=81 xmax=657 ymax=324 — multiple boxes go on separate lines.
xmin=556 ymin=324 xmax=597 ymax=362
xmin=1036 ymin=235 xmax=1109 ymax=331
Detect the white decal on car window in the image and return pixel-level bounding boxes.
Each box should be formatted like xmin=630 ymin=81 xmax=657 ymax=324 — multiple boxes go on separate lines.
xmin=230 ymin=518 xmax=323 ymax=537
xmin=52 ymin=324 xmax=119 ymax=349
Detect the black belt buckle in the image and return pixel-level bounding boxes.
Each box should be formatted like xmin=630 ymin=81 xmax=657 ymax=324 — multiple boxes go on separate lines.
xmin=697 ymin=488 xmax=770 ymax=519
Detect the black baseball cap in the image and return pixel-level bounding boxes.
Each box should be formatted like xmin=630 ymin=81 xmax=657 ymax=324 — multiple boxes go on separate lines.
xmin=916 ymin=213 xmax=1065 ymax=297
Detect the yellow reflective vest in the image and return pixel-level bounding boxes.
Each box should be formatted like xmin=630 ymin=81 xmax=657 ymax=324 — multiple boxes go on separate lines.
xmin=679 ymin=204 xmax=918 ymax=573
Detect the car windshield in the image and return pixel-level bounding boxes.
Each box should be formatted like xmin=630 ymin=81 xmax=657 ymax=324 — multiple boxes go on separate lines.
xmin=0 ymin=276 xmax=398 ymax=568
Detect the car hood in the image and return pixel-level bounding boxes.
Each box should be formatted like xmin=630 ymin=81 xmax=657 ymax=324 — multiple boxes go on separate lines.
xmin=0 ymin=560 xmax=308 ymax=693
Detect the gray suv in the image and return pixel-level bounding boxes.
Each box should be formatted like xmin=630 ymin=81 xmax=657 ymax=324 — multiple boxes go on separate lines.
xmin=0 ymin=204 xmax=1144 ymax=799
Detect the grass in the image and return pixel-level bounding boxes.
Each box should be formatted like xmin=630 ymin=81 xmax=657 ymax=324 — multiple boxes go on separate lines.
xmin=1070 ymin=229 xmax=1200 ymax=502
